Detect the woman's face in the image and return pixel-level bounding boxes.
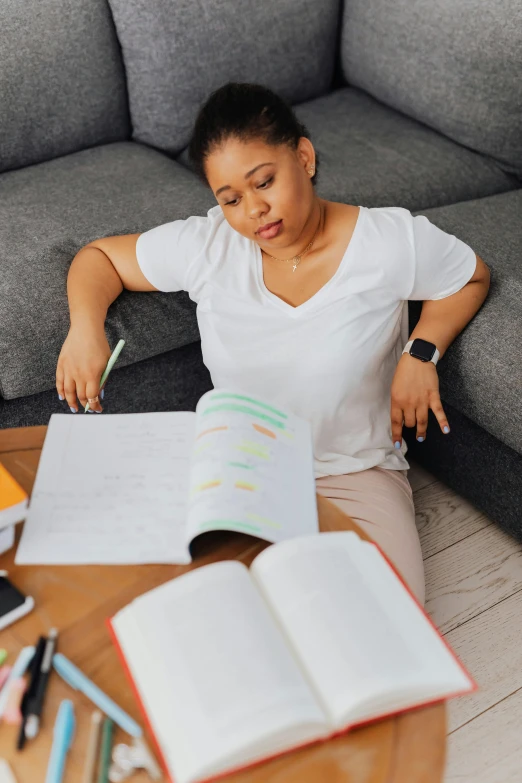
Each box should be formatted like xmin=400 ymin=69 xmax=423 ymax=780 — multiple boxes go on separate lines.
xmin=205 ymin=136 xmax=316 ymax=250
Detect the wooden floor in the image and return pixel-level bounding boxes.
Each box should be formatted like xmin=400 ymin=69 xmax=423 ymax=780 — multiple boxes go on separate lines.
xmin=408 ymin=460 xmax=522 ymax=783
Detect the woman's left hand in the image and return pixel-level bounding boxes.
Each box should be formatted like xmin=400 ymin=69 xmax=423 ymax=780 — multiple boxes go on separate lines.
xmin=390 ymin=354 xmax=450 ymax=448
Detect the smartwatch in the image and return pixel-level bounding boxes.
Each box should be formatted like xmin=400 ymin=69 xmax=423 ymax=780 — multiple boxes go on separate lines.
xmin=402 ymin=338 xmax=440 ymax=366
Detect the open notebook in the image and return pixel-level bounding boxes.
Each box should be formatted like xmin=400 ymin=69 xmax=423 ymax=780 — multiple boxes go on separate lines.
xmin=15 ymin=389 xmax=317 ymax=565
xmin=110 ymin=532 xmax=476 ymax=783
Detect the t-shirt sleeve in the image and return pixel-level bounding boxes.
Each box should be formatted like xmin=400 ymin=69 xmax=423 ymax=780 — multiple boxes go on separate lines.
xmin=135 ymin=212 xmax=216 ymax=295
xmin=407 ymin=214 xmax=477 ymax=300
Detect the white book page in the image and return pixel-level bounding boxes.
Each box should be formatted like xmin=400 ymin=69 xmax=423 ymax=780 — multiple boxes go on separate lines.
xmin=184 ymin=389 xmax=318 ymax=547
xmin=252 ymin=532 xmax=474 ymax=728
xmin=112 ymin=561 xmax=328 ymax=783
xmin=15 ymin=413 xmax=196 ymax=565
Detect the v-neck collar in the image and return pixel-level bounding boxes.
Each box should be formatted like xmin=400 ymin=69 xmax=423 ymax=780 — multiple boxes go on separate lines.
xmin=253 ymin=206 xmax=365 ymax=316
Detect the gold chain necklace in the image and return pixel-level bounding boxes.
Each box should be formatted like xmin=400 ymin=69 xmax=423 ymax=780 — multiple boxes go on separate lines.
xmin=263 ymin=204 xmax=323 ymax=272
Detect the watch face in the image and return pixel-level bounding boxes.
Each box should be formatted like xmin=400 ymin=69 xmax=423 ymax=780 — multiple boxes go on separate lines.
xmin=411 ymin=339 xmax=436 ymax=362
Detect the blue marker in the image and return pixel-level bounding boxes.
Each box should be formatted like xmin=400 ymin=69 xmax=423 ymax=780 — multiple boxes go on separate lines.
xmin=45 ymin=699 xmax=75 ymax=783
xmin=52 ymin=653 xmax=142 ymax=738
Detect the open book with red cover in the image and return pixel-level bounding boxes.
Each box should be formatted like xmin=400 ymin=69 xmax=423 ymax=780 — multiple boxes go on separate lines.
xmin=109 ymin=531 xmax=477 ymax=783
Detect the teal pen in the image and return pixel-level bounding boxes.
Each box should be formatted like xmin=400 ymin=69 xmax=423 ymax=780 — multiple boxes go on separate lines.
xmin=52 ymin=653 xmax=142 ymax=738
xmin=45 ymin=699 xmax=75 ymax=783
xmin=85 ymin=339 xmax=125 ymax=412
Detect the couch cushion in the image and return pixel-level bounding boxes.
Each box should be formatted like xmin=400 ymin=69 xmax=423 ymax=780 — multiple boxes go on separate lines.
xmin=341 ymin=0 xmax=522 ymax=177
xmin=0 ymin=142 xmax=216 ymax=400
xmin=417 ymin=189 xmax=522 ymax=456
xmin=0 ymin=0 xmax=130 ymax=174
xmin=177 ymin=88 xmax=518 ymax=212
xmin=107 ymin=0 xmax=341 ymax=155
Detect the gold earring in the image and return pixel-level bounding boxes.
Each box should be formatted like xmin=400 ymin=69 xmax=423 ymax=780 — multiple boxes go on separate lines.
xmin=308 ymin=167 xmax=315 ymax=175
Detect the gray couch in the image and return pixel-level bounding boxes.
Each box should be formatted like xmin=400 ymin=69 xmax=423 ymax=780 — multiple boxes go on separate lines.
xmin=1 ymin=0 xmax=521 ymax=539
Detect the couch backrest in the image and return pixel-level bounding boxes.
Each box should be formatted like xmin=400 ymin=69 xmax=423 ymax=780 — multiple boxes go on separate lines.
xmin=341 ymin=0 xmax=522 ymax=177
xmin=0 ymin=0 xmax=130 ymax=174
xmin=108 ymin=0 xmax=341 ymax=156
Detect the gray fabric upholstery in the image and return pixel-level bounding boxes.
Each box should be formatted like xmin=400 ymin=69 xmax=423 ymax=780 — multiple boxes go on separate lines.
xmin=0 ymin=142 xmax=216 ymax=400
xmin=107 ymin=0 xmax=341 ymax=155
xmin=416 ymin=190 xmax=522 ymax=456
xmin=341 ymin=0 xmax=522 ymax=176
xmin=0 ymin=342 xmax=212 ymax=429
xmin=178 ymin=88 xmax=518 ymax=211
xmin=405 ymin=403 xmax=522 ymax=543
xmin=0 ymin=0 xmax=130 ymax=174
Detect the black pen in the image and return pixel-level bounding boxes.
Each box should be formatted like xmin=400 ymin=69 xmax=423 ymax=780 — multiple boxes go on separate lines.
xmin=17 ymin=634 xmax=46 ymax=750
xmin=24 ymin=628 xmax=59 ymax=741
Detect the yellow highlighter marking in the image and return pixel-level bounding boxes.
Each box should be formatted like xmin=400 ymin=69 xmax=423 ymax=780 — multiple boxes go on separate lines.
xmin=246 ymin=512 xmax=281 ymax=530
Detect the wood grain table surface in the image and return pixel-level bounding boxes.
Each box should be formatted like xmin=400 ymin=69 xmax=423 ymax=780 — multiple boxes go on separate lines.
xmin=0 ymin=425 xmax=446 ymax=783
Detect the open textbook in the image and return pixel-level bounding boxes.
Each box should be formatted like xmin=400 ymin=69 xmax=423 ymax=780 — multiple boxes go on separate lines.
xmin=110 ymin=531 xmax=477 ymax=783
xmin=15 ymin=390 xmax=318 ymax=565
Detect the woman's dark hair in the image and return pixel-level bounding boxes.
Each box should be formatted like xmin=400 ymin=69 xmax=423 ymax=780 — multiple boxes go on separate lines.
xmin=188 ymin=82 xmax=319 ymax=187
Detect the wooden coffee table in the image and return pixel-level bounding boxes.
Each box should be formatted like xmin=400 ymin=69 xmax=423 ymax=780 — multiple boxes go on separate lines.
xmin=0 ymin=426 xmax=446 ymax=782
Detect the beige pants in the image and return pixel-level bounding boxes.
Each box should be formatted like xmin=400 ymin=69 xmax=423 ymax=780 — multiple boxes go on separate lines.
xmin=316 ymin=467 xmax=425 ymax=605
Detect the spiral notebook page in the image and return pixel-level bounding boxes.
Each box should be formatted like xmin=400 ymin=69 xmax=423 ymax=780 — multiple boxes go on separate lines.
xmin=15 ymin=413 xmax=196 ymax=565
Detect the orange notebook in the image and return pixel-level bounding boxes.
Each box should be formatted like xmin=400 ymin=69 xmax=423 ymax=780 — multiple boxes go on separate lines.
xmin=109 ymin=531 xmax=476 ymax=783
xmin=0 ymin=462 xmax=28 ymax=529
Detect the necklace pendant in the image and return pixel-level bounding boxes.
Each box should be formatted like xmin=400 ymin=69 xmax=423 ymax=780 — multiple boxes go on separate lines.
xmin=292 ymin=257 xmax=299 ymax=272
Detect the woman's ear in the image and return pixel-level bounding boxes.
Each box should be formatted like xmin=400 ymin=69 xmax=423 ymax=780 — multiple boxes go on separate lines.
xmin=296 ymin=137 xmax=316 ymax=172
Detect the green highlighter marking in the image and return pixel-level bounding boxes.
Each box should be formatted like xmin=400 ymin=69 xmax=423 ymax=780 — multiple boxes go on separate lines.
xmin=228 ymin=462 xmax=254 ymax=469
xmin=202 ymin=404 xmax=285 ymax=430
xmin=208 ymin=393 xmax=288 ymax=419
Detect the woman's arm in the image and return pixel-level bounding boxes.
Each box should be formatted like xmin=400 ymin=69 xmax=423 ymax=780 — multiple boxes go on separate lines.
xmin=56 ymin=234 xmax=156 ymax=413
xmin=391 ymin=255 xmax=490 ymax=446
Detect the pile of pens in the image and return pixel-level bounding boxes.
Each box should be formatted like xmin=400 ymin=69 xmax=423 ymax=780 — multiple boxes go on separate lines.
xmin=0 ymin=633 xmax=162 ymax=782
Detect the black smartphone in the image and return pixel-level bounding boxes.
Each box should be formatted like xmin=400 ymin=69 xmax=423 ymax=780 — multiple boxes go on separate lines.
xmin=0 ymin=575 xmax=34 ymax=631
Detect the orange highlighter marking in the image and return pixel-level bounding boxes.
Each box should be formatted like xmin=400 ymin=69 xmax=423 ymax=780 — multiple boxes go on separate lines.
xmin=252 ymin=424 xmax=276 ymax=439
xmin=235 ymin=482 xmax=257 ymax=492
xmin=196 ymin=481 xmax=222 ymax=491
xmin=196 ymin=426 xmax=229 ymax=440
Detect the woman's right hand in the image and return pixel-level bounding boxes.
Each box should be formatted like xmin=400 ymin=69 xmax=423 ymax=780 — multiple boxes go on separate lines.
xmin=56 ymin=326 xmax=112 ymax=413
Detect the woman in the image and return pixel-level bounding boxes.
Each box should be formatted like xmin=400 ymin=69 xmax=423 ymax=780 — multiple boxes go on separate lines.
xmin=56 ymin=83 xmax=490 ymax=604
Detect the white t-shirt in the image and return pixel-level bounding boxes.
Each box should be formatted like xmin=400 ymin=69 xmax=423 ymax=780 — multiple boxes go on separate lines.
xmin=136 ymin=204 xmax=477 ymax=478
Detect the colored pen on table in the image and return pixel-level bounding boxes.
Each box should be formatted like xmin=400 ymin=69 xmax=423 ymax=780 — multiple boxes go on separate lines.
xmin=97 ymin=717 xmax=114 ymax=783
xmin=0 ymin=664 xmax=12 ymax=691
xmin=0 ymin=646 xmax=35 ymax=719
xmin=45 ymin=699 xmax=75 ymax=783
xmin=84 ymin=339 xmax=125 ymax=412
xmin=83 ymin=710 xmax=103 ymax=783
xmin=17 ymin=634 xmax=47 ymax=749
xmin=24 ymin=628 xmax=59 ymax=741
xmin=52 ymin=653 xmax=142 ymax=737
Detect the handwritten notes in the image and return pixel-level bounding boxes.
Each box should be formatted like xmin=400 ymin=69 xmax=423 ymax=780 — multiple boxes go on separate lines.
xmin=15 ymin=413 xmax=196 ymax=565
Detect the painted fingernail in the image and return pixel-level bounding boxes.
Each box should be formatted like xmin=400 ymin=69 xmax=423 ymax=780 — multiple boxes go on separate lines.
xmin=58 ymin=394 xmax=64 ymax=401
xmin=69 ymin=407 xmax=77 ymax=413
xmin=100 ymin=389 xmax=105 ymax=400
xmin=417 ymin=436 xmax=425 ymax=442
xmin=394 ymin=441 xmax=401 ymax=449
xmin=86 ymin=409 xmax=94 ymax=413
xmin=94 ymin=409 xmax=102 ymax=413
xmin=443 ymin=426 xmax=450 ymax=434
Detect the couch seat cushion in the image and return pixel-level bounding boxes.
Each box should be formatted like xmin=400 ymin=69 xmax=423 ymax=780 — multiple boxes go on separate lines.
xmin=0 ymin=142 xmax=215 ymax=400
xmin=418 ymin=189 xmax=522 ymax=456
xmin=294 ymin=89 xmax=519 ymax=211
